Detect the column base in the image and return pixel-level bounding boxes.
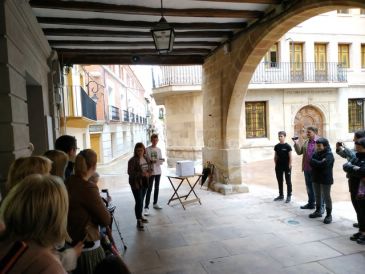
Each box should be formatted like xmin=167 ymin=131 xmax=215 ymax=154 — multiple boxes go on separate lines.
xmin=210 ymin=182 xmax=249 ymax=195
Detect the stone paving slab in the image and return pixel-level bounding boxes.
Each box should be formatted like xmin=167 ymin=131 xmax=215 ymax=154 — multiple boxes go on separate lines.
xmin=97 ymin=154 xmax=365 ymax=274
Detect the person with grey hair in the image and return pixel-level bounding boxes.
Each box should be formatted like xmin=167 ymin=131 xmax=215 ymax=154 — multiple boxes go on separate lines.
xmin=293 ymin=126 xmax=323 ymax=212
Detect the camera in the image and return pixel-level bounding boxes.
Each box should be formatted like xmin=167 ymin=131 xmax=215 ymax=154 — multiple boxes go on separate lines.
xmin=292 ymin=136 xmax=299 ymax=141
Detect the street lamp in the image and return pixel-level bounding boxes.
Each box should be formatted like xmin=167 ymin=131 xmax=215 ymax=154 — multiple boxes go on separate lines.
xmin=151 ymin=0 xmax=175 ymax=54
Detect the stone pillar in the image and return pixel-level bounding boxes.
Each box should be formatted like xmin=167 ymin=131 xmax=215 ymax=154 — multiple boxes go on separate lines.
xmin=0 ymin=0 xmax=29 ymax=193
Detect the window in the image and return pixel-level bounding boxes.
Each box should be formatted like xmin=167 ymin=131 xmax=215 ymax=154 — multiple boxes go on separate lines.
xmin=338 ymin=44 xmax=350 ymax=68
xmin=245 ymin=102 xmax=267 ymax=138
xmin=362 ymin=44 xmax=365 ymax=69
xmin=264 ymin=43 xmax=279 ymax=68
xmin=360 ymin=9 xmax=365 ymax=15
xmin=337 ymin=9 xmax=350 ymax=14
xmin=348 ymin=99 xmax=365 ymax=132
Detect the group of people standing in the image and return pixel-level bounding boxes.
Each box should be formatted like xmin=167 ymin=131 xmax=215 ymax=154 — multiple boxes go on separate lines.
xmin=273 ymin=126 xmax=365 ymax=244
xmin=127 ymin=134 xmax=164 ymax=231
xmin=0 ymin=135 xmax=130 ymax=274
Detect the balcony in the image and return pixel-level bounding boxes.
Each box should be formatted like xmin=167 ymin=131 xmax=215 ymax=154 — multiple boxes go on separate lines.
xmin=63 ymin=85 xmax=97 ymax=128
xmin=250 ymin=62 xmax=347 ymax=84
xmin=109 ymin=105 xmax=120 ymax=121
xmin=153 ymin=65 xmax=202 ymax=88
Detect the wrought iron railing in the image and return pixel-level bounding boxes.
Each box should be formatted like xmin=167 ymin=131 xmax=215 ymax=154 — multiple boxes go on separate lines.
xmin=109 ymin=105 xmax=120 ymax=121
xmin=250 ymin=62 xmax=347 ymax=84
xmin=153 ymin=65 xmax=202 ymax=88
xmin=64 ymin=86 xmax=96 ymax=120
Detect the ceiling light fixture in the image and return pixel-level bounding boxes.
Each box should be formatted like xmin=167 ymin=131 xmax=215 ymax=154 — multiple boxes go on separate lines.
xmin=151 ymin=0 xmax=175 ymax=54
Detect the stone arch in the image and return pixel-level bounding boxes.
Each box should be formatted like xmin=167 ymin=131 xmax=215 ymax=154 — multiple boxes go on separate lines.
xmin=293 ymin=105 xmax=325 ymax=141
xmin=226 ymin=0 xmax=365 ymax=149
xmin=202 ymin=0 xmax=365 ymax=188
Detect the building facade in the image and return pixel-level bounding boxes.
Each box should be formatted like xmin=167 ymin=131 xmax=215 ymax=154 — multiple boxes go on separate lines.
xmin=154 ymin=9 xmax=365 ymax=166
xmin=62 ymin=65 xmax=151 ymax=164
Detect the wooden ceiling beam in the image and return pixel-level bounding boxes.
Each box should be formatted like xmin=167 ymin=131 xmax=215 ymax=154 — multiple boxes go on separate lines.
xmin=55 ymin=48 xmax=211 ymax=55
xmin=43 ymin=28 xmax=233 ymax=39
xmin=49 ymin=40 xmax=221 ymax=47
xmin=194 ymin=0 xmax=281 ymax=4
xmin=37 ymin=17 xmax=246 ymax=30
xmin=30 ymin=0 xmax=264 ymax=19
xmin=58 ymin=54 xmax=205 ymax=65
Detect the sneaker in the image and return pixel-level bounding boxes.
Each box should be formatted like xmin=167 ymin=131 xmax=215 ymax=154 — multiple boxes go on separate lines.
xmin=323 ymin=215 xmax=332 ymax=224
xmin=300 ymin=204 xmax=315 ymax=209
xmin=350 ymin=232 xmax=362 ymax=241
xmin=353 ymin=223 xmax=359 ymax=228
xmin=144 ymin=208 xmax=150 ymax=216
xmin=356 ymin=235 xmax=365 ymax=245
xmin=285 ymin=196 xmax=291 ymax=203
xmin=141 ymin=217 xmax=149 ymax=223
xmin=273 ymin=195 xmax=284 ymax=201
xmin=136 ymin=220 xmax=144 ymax=231
xmin=153 ymin=203 xmax=163 ymax=209
xmin=309 ymin=211 xmax=322 ymax=218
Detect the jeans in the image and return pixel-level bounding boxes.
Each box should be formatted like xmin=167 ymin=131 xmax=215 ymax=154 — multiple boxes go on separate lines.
xmin=304 ymin=171 xmax=316 ymax=206
xmin=144 ymin=174 xmax=161 ymax=208
xmin=275 ymin=165 xmax=292 ymax=196
xmin=313 ymin=183 xmax=332 ymax=213
xmin=131 ymin=187 xmax=147 ymax=220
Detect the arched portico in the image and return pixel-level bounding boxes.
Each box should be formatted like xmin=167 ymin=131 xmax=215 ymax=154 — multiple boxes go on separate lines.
xmin=203 ymin=0 xmax=365 ymax=193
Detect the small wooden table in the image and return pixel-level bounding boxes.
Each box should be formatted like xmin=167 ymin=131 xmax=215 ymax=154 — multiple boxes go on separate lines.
xmin=166 ymin=173 xmax=202 ymax=210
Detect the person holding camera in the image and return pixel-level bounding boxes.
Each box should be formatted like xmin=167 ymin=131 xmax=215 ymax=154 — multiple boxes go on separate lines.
xmin=273 ymin=131 xmax=292 ymax=203
xmin=293 ymin=126 xmax=323 ymax=212
xmin=343 ymin=137 xmax=365 ymax=244
xmin=337 ymin=130 xmax=365 ymax=229
xmin=309 ymin=138 xmax=335 ymax=223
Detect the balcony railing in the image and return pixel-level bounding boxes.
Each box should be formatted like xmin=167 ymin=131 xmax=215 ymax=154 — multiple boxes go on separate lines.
xmin=153 ymin=65 xmax=202 ymax=88
xmin=250 ymin=62 xmax=347 ymax=84
xmin=109 ymin=105 xmax=120 ymax=121
xmin=65 ymin=86 xmax=96 ymax=120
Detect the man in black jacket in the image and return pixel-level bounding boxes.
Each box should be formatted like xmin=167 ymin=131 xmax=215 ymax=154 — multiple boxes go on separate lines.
xmin=309 ymin=138 xmax=334 ymax=224
xmin=55 ymin=135 xmax=78 ymax=180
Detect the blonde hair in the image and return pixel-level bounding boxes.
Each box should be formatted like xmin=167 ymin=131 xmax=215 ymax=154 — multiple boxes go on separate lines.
xmin=74 ymin=149 xmax=97 ymax=177
xmin=44 ymin=150 xmax=69 ymax=179
xmin=5 ymin=156 xmax=52 ymax=196
xmin=0 ymin=174 xmax=69 ymax=247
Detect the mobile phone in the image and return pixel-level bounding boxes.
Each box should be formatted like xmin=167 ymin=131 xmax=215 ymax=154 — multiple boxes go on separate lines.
xmin=292 ymin=136 xmax=299 ymax=141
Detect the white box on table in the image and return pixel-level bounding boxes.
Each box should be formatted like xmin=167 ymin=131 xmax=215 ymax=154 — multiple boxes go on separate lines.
xmin=176 ymin=160 xmax=195 ymax=177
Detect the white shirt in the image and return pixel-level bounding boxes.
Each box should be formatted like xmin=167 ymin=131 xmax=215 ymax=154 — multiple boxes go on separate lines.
xmin=146 ymin=146 xmax=163 ymax=175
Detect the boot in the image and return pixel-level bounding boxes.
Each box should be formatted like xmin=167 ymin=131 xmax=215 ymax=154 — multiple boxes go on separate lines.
xmin=323 ymin=208 xmax=332 ymax=224
xmin=136 ymin=219 xmax=144 ymax=231
xmin=285 ymin=195 xmax=291 ymax=203
xmin=273 ymin=195 xmax=284 ymax=201
xmin=309 ymin=207 xmax=322 ymax=218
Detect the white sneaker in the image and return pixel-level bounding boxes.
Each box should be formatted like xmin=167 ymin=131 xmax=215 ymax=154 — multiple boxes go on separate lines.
xmin=153 ymin=203 xmax=162 ymax=209
xmin=143 ymin=208 xmax=149 ymax=216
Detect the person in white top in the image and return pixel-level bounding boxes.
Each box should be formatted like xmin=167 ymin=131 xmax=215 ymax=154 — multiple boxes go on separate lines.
xmin=144 ymin=134 xmax=164 ymax=215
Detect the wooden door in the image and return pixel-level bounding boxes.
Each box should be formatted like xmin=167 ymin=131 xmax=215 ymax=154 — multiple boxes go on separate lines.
xmin=314 ymin=43 xmax=327 ymax=80
xmin=294 ymin=106 xmax=324 ymax=141
xmin=290 ymin=43 xmax=304 ymax=81
xmin=90 ymin=133 xmax=101 ymax=162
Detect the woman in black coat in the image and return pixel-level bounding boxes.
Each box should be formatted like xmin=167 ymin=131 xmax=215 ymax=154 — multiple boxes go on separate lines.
xmin=309 ymin=138 xmax=334 ymax=224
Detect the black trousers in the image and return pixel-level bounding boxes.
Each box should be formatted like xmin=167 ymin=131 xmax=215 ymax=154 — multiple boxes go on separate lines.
xmin=144 ymin=174 xmax=161 ymax=208
xmin=358 ymin=199 xmax=365 ymax=232
xmin=131 ymin=187 xmax=147 ymax=220
xmin=349 ymin=180 xmax=360 ymax=224
xmin=275 ymin=165 xmax=292 ymax=196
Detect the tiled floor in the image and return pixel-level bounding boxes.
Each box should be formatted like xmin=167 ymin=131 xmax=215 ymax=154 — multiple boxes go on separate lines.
xmin=97 ymin=153 xmax=365 ymax=274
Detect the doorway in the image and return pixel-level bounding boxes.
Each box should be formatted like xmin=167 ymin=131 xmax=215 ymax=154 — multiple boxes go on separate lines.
xmin=294 ymin=105 xmax=324 ymax=140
